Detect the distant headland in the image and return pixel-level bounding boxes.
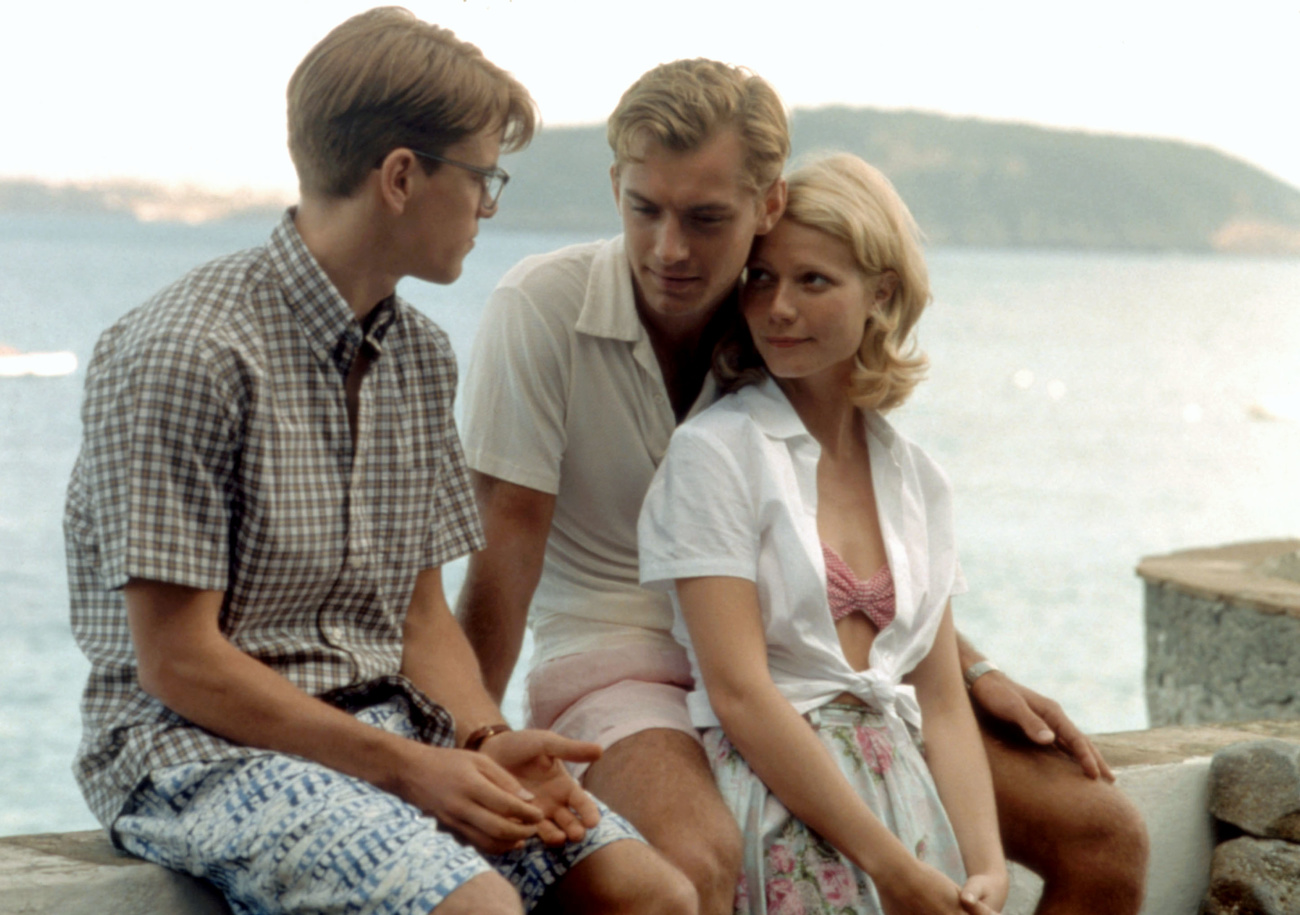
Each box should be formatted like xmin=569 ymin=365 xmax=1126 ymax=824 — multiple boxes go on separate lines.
xmin=0 ymin=179 xmax=290 ymax=225
xmin=4 ymin=107 xmax=1299 ymax=255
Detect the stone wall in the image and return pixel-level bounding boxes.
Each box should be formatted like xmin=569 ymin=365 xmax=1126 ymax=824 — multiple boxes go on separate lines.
xmin=1141 ymin=540 xmax=1300 ymax=727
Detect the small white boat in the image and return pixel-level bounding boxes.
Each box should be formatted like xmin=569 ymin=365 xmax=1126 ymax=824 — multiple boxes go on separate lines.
xmin=0 ymin=345 xmax=78 ymax=377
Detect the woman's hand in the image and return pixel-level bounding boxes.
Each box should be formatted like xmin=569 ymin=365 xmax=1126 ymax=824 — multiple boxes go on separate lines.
xmin=875 ymin=859 xmax=1001 ymax=915
xmin=959 ymin=871 xmax=1009 ymax=913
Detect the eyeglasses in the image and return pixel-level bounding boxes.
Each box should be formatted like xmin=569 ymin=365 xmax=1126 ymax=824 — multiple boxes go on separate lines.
xmin=412 ymin=150 xmax=510 ymax=211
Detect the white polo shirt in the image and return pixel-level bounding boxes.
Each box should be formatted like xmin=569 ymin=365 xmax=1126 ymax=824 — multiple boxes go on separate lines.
xmin=638 ymin=379 xmax=967 ymax=729
xmin=462 ymin=236 xmax=717 ymax=664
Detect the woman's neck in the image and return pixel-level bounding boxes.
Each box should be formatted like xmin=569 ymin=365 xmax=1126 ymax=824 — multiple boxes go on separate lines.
xmin=779 ymin=372 xmax=861 ymax=457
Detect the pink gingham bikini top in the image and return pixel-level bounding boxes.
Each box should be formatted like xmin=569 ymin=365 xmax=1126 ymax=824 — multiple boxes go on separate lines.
xmin=822 ymin=542 xmax=896 ymax=630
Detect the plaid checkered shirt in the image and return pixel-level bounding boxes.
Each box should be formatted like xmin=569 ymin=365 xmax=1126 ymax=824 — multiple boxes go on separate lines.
xmin=65 ymin=210 xmax=485 ymax=828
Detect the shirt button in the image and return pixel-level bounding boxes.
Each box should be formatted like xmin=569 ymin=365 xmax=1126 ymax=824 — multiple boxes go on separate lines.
xmin=327 ymin=625 xmax=344 ymax=643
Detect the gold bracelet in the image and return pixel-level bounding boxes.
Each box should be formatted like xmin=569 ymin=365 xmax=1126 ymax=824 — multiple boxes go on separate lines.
xmin=463 ymin=722 xmax=512 ymax=752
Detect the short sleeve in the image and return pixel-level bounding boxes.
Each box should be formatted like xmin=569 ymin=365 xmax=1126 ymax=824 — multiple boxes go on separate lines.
xmin=93 ymin=338 xmax=239 ymax=591
xmin=396 ymin=314 xmax=486 ymax=570
xmin=950 ymin=560 xmax=968 ymax=598
xmin=461 ymin=283 xmax=569 ymax=494
xmin=424 ymin=414 xmax=486 ymax=568
xmin=638 ymin=423 xmax=760 ymax=590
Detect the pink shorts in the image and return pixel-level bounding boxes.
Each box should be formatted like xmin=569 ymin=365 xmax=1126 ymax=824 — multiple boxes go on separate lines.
xmin=526 ymin=643 xmax=702 ymax=782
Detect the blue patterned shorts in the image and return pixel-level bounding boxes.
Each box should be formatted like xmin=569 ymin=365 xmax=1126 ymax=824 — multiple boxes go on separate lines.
xmin=113 ymin=698 xmax=642 ymax=914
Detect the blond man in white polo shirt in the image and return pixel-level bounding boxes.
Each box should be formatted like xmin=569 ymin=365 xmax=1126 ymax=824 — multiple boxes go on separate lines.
xmin=459 ymin=59 xmax=1148 ymax=915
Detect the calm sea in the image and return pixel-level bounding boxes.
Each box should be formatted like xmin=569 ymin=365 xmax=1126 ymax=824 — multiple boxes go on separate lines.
xmin=2 ymin=213 xmax=1297 ymax=837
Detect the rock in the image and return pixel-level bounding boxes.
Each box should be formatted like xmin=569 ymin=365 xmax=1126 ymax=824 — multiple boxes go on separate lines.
xmin=1210 ymin=741 xmax=1300 ymax=840
xmin=1202 ymin=837 xmax=1300 ymax=915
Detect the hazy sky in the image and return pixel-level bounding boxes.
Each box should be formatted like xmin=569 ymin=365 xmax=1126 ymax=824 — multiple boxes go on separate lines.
xmin=4 ymin=0 xmax=1297 ymax=192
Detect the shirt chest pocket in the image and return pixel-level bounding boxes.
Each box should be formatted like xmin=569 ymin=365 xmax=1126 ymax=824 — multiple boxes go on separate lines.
xmin=367 ymin=401 xmax=440 ymax=561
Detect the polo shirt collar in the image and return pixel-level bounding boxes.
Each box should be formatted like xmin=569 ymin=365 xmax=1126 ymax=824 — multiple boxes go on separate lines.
xmin=267 ymin=208 xmax=398 ymax=373
xmin=574 ymin=236 xmax=644 ymax=342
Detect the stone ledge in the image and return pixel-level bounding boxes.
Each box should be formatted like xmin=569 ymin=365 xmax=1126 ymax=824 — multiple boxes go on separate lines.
xmin=1137 ymin=539 xmax=1300 ymax=616
xmin=8 ymin=721 xmax=1300 ymax=915
xmin=1094 ymin=718 xmax=1300 ymax=767
xmin=0 ymin=829 xmax=229 ymax=915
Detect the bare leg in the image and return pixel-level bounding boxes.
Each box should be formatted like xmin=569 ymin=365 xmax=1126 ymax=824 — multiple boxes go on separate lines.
xmin=434 ymin=871 xmax=523 ymax=915
xmin=583 ymin=728 xmax=742 ymax=915
xmin=537 ymin=837 xmax=698 ymax=915
xmin=983 ymin=726 xmax=1148 ymax=915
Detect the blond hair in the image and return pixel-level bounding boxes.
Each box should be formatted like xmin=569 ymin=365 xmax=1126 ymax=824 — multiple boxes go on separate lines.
xmin=716 ymin=153 xmax=931 ymax=411
xmin=607 ymin=58 xmax=789 ymax=193
xmin=287 ymin=7 xmax=537 ymax=198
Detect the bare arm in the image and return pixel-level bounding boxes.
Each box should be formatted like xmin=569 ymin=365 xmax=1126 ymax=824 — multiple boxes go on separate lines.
xmin=404 ymin=567 xmax=601 ymax=844
xmin=957 ymin=633 xmax=1114 ymax=781
xmin=909 ymin=609 xmax=1008 ymax=909
xmin=403 ymin=566 xmax=511 ymax=733
xmin=125 ymin=575 xmax=592 ymax=852
xmin=676 ymin=576 xmax=998 ymax=915
xmin=455 ymin=471 xmax=556 ymax=703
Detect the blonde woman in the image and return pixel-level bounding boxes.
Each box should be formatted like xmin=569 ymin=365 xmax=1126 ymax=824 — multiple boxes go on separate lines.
xmin=639 ymin=153 xmax=1007 ymax=914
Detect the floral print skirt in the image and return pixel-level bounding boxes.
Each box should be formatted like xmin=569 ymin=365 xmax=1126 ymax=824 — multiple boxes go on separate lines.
xmin=703 ymin=703 xmax=965 ymax=915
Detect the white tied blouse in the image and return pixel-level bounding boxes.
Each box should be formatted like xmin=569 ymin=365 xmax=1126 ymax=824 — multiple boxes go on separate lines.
xmin=638 ymin=379 xmax=967 ymax=730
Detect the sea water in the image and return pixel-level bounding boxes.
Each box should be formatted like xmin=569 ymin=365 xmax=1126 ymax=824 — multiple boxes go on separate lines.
xmin=2 ymin=213 xmax=1297 ymax=836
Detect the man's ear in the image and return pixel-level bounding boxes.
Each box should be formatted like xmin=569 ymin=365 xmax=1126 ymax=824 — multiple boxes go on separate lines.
xmin=376 ymin=148 xmax=422 ymax=214
xmin=755 ymin=177 xmax=787 ymax=235
xmin=609 ymin=164 xmax=622 ymax=213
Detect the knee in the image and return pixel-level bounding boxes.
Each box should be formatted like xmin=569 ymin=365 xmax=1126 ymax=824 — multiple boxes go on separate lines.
xmin=632 ymin=863 xmax=700 ymax=915
xmin=1082 ymin=793 xmax=1149 ymax=900
xmin=663 ymin=811 xmax=742 ymax=911
xmin=553 ymin=840 xmax=700 ymax=915
xmin=1039 ymin=787 xmax=1149 ymax=909
xmin=434 ymin=871 xmax=523 ymax=915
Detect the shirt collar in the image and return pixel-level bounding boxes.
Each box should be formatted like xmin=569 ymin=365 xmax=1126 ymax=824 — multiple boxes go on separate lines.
xmin=736 ymin=377 xmax=814 ymax=440
xmin=266 ymin=208 xmax=398 ymax=374
xmin=738 ymin=375 xmax=901 ymax=457
xmin=574 ymin=235 xmax=643 ymax=342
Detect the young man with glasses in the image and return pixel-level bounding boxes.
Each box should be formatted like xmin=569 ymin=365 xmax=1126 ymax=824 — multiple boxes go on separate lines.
xmin=459 ymin=58 xmax=1148 ymax=915
xmin=65 ymin=10 xmax=690 ymax=915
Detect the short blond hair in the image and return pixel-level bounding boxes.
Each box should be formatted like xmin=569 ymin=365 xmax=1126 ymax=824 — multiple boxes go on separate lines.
xmin=716 ymin=153 xmax=931 ymax=412
xmin=607 ymin=59 xmax=789 ymax=193
xmin=287 ymin=7 xmax=537 ymax=199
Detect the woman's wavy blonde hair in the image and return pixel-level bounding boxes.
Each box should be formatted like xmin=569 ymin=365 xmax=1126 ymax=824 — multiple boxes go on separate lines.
xmin=715 ymin=153 xmax=930 ymax=412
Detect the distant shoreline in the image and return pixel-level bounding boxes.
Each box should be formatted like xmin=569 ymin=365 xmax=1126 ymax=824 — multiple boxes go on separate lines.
xmin=4 ymin=202 xmax=1299 ymax=259
xmin=0 ymin=178 xmax=292 ymax=225
xmin=5 ymin=107 xmax=1300 ymax=255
